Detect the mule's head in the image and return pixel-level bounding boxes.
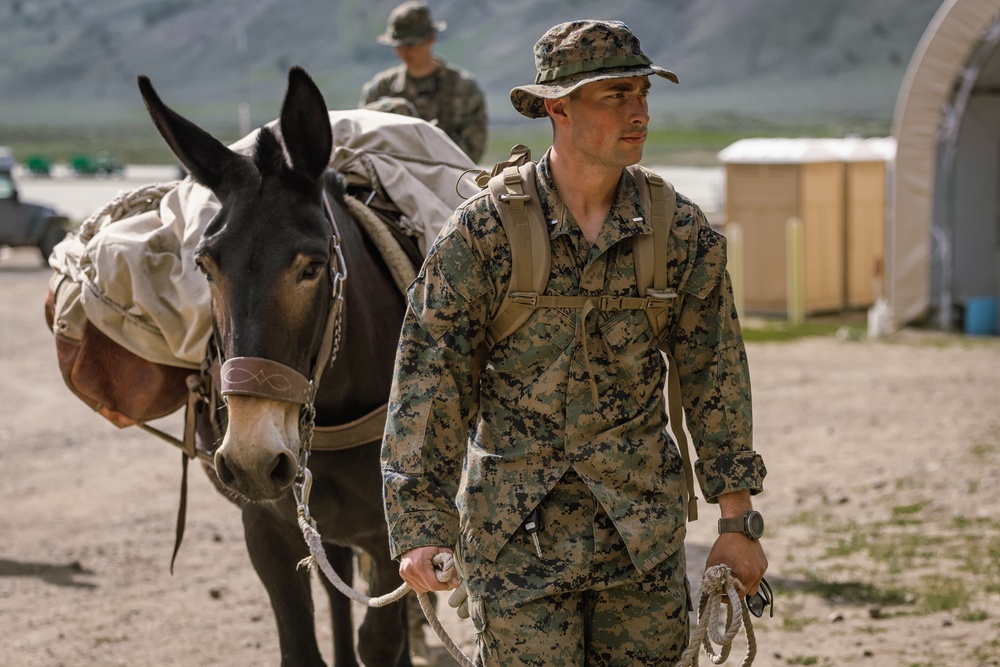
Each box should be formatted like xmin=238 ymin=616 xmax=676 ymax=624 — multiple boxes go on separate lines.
xmin=139 ymin=67 xmax=335 ymax=501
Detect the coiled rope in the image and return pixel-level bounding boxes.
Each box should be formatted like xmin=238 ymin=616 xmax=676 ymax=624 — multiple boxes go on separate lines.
xmin=674 ymin=564 xmax=757 ymax=667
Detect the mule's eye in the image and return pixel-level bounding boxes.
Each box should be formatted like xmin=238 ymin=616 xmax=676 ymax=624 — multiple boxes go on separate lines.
xmin=300 ymin=262 xmax=324 ymax=281
xmin=194 ymin=257 xmax=214 ymax=282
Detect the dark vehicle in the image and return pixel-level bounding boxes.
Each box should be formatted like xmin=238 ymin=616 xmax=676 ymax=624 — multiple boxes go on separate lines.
xmin=0 ymin=169 xmax=70 ymax=262
xmin=25 ymin=155 xmax=53 ymax=177
xmin=71 ymin=151 xmax=125 ymax=177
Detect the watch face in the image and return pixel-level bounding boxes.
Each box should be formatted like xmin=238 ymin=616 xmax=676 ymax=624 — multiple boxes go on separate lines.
xmin=747 ymin=511 xmax=765 ymax=538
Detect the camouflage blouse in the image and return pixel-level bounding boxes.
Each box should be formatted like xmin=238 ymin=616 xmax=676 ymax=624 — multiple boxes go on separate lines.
xmin=381 ymin=153 xmax=766 ymax=572
xmin=359 ymin=59 xmax=487 ymax=163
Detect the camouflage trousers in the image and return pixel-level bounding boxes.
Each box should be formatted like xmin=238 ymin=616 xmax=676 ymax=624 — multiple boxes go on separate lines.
xmin=460 ymin=469 xmax=690 ymax=666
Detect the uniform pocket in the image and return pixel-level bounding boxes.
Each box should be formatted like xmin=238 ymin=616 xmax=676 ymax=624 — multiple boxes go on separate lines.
xmin=599 ymin=309 xmax=662 ymax=407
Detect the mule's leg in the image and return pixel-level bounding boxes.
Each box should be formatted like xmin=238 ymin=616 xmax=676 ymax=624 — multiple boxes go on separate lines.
xmin=243 ymin=501 xmax=332 ymax=667
xmin=318 ymin=545 xmax=360 ymax=667
xmin=352 ymin=546 xmax=410 ymax=667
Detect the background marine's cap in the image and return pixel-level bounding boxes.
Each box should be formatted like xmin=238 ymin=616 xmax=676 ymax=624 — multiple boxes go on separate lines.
xmin=363 ymin=96 xmax=418 ymax=117
xmin=377 ymin=1 xmax=447 ymax=47
xmin=510 ymin=19 xmax=679 ymax=119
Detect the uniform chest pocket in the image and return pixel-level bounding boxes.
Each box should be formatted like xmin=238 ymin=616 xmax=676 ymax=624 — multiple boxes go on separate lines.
xmin=599 ymin=309 xmax=664 ymax=407
xmin=489 ymin=307 xmax=576 ymax=391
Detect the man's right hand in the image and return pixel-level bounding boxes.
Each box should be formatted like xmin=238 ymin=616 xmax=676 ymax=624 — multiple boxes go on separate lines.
xmin=399 ymin=546 xmax=459 ymax=592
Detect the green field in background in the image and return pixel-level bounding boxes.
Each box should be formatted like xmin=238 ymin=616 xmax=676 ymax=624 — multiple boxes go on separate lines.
xmin=1 ymin=114 xmax=892 ymax=168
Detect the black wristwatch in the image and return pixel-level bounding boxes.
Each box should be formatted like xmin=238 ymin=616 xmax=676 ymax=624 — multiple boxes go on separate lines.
xmin=718 ymin=510 xmax=765 ymax=540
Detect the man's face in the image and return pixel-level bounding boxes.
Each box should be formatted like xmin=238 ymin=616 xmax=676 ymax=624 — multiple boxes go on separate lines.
xmin=394 ymin=38 xmax=435 ymax=71
xmin=559 ymin=76 xmax=651 ymax=169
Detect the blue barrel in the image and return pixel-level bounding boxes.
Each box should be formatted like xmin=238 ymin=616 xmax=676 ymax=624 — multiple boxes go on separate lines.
xmin=965 ymin=296 xmax=998 ymax=336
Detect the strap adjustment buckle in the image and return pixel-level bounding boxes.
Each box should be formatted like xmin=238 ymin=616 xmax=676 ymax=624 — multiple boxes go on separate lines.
xmin=597 ymin=295 xmax=622 ymax=311
xmin=646 ymin=288 xmax=679 ymax=301
xmin=509 ymin=291 xmax=539 ymax=308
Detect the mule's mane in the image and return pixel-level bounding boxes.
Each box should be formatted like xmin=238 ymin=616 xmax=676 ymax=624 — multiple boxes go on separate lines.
xmin=253 ymin=127 xmax=323 ymax=197
xmin=322 ymin=170 xmax=348 ymax=207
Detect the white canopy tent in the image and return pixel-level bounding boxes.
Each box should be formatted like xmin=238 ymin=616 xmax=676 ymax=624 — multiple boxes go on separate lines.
xmin=891 ymin=0 xmax=1000 ymax=330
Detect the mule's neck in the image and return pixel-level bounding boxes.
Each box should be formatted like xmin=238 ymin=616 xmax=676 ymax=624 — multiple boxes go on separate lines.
xmin=313 ymin=185 xmax=407 ymax=426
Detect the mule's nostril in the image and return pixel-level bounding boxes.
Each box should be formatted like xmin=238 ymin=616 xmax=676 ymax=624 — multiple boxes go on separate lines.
xmin=271 ymin=451 xmax=297 ymax=487
xmin=216 ymin=453 xmax=237 ymax=487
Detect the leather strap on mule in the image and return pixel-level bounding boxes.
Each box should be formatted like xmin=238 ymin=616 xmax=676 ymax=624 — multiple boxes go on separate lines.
xmin=220 ymin=356 xmax=317 ymax=404
xmin=311 ymin=403 xmax=389 ymax=451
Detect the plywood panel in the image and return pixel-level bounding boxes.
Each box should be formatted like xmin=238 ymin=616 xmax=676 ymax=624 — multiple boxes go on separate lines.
xmin=845 ymin=161 xmax=887 ymax=308
xmin=725 ymin=164 xmax=800 ymax=313
xmin=801 ymin=162 xmax=846 ymax=313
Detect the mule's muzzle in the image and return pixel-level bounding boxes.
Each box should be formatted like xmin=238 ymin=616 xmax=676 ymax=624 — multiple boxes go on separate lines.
xmin=215 ymin=357 xmax=313 ymax=500
xmin=215 ymin=446 xmax=298 ymax=501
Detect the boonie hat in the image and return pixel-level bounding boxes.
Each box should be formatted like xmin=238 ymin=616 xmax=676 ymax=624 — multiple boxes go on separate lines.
xmin=363 ymin=96 xmax=418 ymax=117
xmin=377 ymin=1 xmax=446 ymax=47
xmin=510 ymin=20 xmax=679 ymax=119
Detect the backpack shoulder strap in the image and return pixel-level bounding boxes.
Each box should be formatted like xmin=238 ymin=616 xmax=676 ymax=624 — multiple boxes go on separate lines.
xmin=628 ymin=164 xmax=677 ymax=315
xmin=485 ymin=162 xmax=550 ymax=348
xmin=627 ymin=165 xmax=698 ymax=521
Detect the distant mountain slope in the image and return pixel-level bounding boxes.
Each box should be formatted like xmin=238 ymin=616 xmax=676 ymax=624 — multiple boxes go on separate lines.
xmin=0 ymin=0 xmax=944 ymax=132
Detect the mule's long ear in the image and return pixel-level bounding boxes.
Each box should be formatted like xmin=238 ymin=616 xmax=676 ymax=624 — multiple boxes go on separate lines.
xmin=279 ymin=67 xmax=333 ymax=183
xmin=138 ymin=75 xmax=247 ymax=196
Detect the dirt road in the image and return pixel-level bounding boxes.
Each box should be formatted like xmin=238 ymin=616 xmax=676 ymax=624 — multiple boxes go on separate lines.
xmin=2 ymin=244 xmax=999 ymax=666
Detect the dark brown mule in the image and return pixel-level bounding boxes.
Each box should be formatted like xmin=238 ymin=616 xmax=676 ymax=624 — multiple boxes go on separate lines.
xmin=138 ymin=68 xmax=412 ymax=667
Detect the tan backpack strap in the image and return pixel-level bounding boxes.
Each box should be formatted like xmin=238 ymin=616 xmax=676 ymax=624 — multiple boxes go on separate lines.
xmin=628 ymin=166 xmax=695 ymax=520
xmin=628 ymin=166 xmax=677 ymax=340
xmin=666 ymin=350 xmax=699 ymax=521
xmin=629 ymin=165 xmax=676 ymax=294
xmin=485 ymin=162 xmax=550 ymax=348
xmin=632 ymin=168 xmax=655 ymax=299
xmin=475 ymin=144 xmax=532 ymax=189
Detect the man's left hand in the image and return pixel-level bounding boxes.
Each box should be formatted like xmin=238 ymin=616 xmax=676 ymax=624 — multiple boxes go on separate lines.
xmin=705 ymin=533 xmax=768 ymax=597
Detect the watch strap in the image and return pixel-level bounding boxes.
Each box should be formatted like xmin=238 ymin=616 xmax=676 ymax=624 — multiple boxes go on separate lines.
xmin=718 ymin=516 xmax=746 ymax=534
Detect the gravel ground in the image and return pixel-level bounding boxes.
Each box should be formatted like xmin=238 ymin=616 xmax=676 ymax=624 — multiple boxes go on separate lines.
xmin=2 ymin=244 xmax=999 ymax=666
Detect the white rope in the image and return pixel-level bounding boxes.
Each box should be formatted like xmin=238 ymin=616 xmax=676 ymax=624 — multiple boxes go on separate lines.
xmin=79 ymin=180 xmax=181 ymax=241
xmin=674 ymin=565 xmax=757 ymax=667
xmin=296 ymin=515 xmax=475 ymax=667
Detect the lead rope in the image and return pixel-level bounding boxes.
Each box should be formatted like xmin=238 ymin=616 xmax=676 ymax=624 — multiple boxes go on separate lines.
xmin=294 ymin=467 xmax=475 ymax=667
xmin=675 ymin=564 xmax=757 ymax=667
xmin=289 ymin=279 xmax=475 ymax=666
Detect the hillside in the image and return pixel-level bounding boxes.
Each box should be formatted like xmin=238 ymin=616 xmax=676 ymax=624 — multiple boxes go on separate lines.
xmin=0 ymin=0 xmax=945 ymax=160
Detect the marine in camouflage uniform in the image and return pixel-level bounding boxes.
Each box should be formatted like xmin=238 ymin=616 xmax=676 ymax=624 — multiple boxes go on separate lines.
xmin=360 ymin=0 xmax=487 ymax=163
xmin=382 ymin=19 xmax=768 ymax=666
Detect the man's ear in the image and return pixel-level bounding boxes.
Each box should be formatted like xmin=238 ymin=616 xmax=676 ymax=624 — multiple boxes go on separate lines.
xmin=544 ymin=96 xmax=570 ymax=123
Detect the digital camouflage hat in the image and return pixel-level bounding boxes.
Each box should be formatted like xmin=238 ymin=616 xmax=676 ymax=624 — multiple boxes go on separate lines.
xmin=377 ymin=1 xmax=446 ymax=47
xmin=510 ymin=20 xmax=679 ymax=119
xmin=363 ymin=96 xmax=418 ymax=117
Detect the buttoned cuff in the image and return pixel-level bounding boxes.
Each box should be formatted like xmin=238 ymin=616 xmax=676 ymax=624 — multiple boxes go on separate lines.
xmin=387 ymin=510 xmax=459 ymax=560
xmin=695 ymin=450 xmax=767 ymax=502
